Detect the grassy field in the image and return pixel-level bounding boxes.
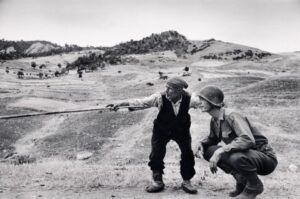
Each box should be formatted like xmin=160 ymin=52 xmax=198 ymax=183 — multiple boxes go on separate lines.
xmin=0 ymin=51 xmax=299 ymax=198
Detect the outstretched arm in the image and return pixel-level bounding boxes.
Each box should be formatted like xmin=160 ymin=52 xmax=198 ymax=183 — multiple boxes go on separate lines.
xmin=107 ymin=92 xmax=162 ymax=111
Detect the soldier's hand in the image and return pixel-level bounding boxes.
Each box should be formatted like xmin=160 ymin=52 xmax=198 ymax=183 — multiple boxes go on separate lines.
xmin=209 ymin=158 xmax=218 ymax=174
xmin=208 ymin=147 xmax=224 ymax=174
xmin=194 ymin=143 xmax=204 ymax=159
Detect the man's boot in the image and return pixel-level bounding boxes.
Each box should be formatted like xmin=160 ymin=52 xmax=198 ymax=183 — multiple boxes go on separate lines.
xmin=237 ymin=174 xmax=264 ymax=199
xmin=146 ymin=170 xmax=165 ymax=193
xmin=229 ymin=172 xmax=247 ymax=197
xmin=181 ymin=180 xmax=198 ymax=194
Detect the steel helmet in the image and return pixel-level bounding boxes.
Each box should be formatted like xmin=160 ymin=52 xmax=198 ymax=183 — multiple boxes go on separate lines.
xmin=198 ymin=86 xmax=224 ymax=107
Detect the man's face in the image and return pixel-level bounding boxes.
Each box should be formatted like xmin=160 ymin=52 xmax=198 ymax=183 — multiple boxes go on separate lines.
xmin=166 ymin=85 xmax=182 ymax=101
xmin=199 ymin=97 xmax=213 ymax=112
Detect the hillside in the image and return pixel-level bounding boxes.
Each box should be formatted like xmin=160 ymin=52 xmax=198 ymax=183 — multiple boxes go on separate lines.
xmin=1 ymin=30 xmax=273 ymax=64
xmin=0 ymin=39 xmax=83 ymax=60
xmin=66 ymin=31 xmax=273 ymax=72
xmin=187 ymin=39 xmax=272 ymax=61
xmin=0 ymin=34 xmax=299 ymax=198
xmin=103 ymin=31 xmax=272 ymax=60
xmin=106 ymin=30 xmax=190 ymax=55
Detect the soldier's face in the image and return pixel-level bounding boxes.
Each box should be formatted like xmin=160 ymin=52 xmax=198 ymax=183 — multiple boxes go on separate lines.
xmin=199 ymin=97 xmax=213 ymax=112
xmin=166 ymin=85 xmax=182 ymax=101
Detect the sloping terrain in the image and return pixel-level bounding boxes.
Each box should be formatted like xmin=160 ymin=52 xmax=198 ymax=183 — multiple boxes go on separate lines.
xmin=25 ymin=42 xmax=60 ymax=55
xmin=0 ymin=48 xmax=299 ymax=199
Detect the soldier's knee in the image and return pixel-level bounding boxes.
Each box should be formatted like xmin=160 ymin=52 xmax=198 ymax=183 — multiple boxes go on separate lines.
xmin=228 ymin=153 xmax=248 ymax=166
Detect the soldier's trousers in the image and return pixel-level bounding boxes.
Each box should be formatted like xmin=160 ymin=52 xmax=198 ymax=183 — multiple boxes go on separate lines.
xmin=203 ymin=145 xmax=277 ymax=176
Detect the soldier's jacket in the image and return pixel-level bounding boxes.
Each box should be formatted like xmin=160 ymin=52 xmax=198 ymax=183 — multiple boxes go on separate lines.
xmin=201 ymin=108 xmax=276 ymax=160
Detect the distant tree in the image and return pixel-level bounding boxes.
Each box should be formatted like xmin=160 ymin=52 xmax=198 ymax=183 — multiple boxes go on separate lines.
xmin=90 ymin=65 xmax=98 ymax=71
xmin=245 ymin=50 xmax=253 ymax=57
xmin=77 ymin=69 xmax=83 ymax=78
xmin=31 ymin=61 xmax=37 ymax=69
xmin=38 ymin=72 xmax=43 ymax=79
xmin=184 ymin=66 xmax=189 ymax=72
xmin=39 ymin=64 xmax=46 ymax=69
xmin=54 ymin=71 xmax=60 ymax=77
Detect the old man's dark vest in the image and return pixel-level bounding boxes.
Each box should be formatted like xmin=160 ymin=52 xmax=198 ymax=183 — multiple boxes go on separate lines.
xmin=153 ymin=91 xmax=191 ymax=135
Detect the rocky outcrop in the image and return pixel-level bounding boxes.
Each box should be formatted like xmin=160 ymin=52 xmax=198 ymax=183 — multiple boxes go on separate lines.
xmin=25 ymin=42 xmax=59 ymax=55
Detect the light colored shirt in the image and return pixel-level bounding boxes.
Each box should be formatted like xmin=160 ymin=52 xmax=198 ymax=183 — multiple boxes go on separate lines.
xmin=128 ymin=92 xmax=200 ymax=115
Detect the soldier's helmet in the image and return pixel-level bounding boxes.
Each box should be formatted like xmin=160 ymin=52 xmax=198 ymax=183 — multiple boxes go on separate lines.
xmin=198 ymin=86 xmax=224 ymax=107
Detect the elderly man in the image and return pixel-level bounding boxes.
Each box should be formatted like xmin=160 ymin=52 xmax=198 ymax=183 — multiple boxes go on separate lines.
xmin=108 ymin=77 xmax=199 ymax=194
xmin=195 ymin=86 xmax=277 ymax=199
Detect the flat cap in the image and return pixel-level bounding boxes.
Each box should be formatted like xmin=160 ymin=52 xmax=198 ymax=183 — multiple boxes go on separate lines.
xmin=166 ymin=77 xmax=188 ymax=89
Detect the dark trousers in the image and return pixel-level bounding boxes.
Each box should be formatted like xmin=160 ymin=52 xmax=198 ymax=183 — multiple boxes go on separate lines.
xmin=148 ymin=130 xmax=196 ymax=180
xmin=203 ymin=145 xmax=277 ymax=176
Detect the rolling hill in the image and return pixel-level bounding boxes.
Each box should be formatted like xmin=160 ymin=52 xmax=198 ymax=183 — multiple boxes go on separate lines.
xmin=0 ymin=31 xmax=299 ymax=199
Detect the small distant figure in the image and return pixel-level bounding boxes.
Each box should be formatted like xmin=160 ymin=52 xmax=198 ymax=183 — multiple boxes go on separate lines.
xmin=5 ymin=67 xmax=9 ymax=74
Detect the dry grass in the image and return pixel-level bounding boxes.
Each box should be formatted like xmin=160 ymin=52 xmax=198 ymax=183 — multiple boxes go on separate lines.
xmin=0 ymin=51 xmax=300 ymax=198
xmin=0 ymin=116 xmax=44 ymax=157
xmin=33 ymin=111 xmax=145 ymax=159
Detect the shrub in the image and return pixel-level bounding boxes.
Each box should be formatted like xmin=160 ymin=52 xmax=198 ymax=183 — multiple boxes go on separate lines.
xmin=31 ymin=61 xmax=36 ymax=69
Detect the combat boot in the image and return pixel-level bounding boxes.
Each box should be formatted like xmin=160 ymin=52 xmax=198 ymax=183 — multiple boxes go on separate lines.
xmin=146 ymin=170 xmax=165 ymax=193
xmin=229 ymin=172 xmax=247 ymax=197
xmin=237 ymin=174 xmax=264 ymax=199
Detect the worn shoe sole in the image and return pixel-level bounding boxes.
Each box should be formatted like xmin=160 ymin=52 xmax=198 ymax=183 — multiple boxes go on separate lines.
xmin=146 ymin=184 xmax=165 ymax=193
xmin=181 ymin=184 xmax=198 ymax=194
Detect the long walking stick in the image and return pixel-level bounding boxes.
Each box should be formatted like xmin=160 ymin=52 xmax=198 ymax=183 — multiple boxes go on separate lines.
xmin=0 ymin=106 xmax=145 ymax=120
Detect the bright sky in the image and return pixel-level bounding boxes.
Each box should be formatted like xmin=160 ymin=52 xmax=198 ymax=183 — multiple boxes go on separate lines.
xmin=0 ymin=0 xmax=299 ymax=53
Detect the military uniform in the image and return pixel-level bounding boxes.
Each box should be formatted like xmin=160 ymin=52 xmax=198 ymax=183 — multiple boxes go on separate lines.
xmin=201 ymin=108 xmax=277 ymax=176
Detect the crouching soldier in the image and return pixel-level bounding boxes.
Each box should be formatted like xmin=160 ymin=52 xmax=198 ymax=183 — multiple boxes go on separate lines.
xmin=107 ymin=77 xmax=200 ymax=194
xmin=195 ymin=86 xmax=277 ymax=199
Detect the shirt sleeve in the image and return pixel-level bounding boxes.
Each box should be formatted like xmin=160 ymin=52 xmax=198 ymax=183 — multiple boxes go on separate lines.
xmin=189 ymin=92 xmax=200 ymax=109
xmin=128 ymin=92 xmax=162 ymax=109
xmin=201 ymin=119 xmax=220 ymax=148
xmin=223 ymin=113 xmax=256 ymax=152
